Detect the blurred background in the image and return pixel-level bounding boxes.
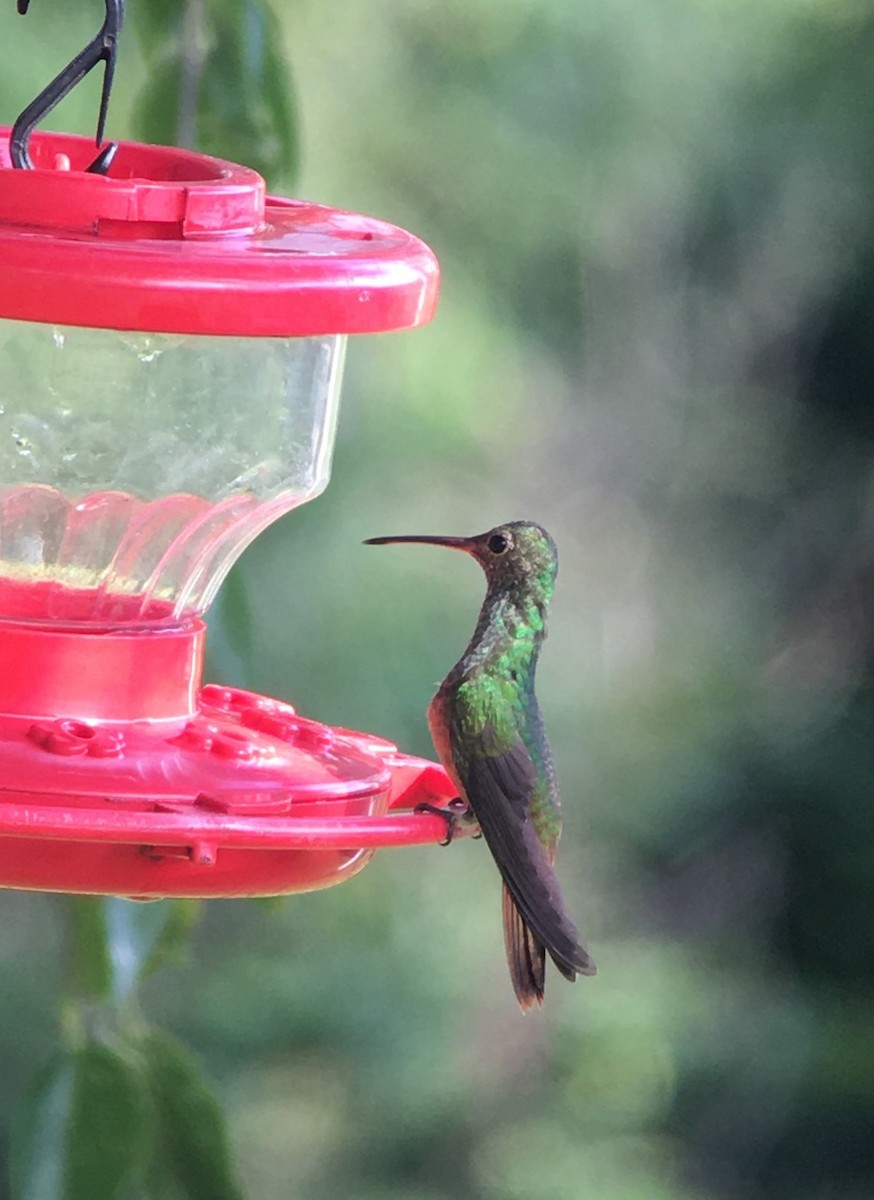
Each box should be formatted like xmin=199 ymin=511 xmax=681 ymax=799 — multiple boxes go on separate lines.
xmin=2 ymin=1 xmax=874 ymax=1197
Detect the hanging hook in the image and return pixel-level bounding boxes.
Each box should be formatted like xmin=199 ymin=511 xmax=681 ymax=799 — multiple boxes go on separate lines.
xmin=10 ymin=0 xmax=126 ymax=173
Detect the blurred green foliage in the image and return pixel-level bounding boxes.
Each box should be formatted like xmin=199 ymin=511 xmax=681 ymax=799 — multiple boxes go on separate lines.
xmin=1 ymin=0 xmax=874 ymax=1198
xmin=8 ymin=898 xmax=245 ymax=1200
xmin=132 ymin=0 xmax=297 ymax=180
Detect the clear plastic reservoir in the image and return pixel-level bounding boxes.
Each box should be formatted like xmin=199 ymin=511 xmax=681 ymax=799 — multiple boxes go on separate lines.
xmin=0 ymin=320 xmax=346 ymax=626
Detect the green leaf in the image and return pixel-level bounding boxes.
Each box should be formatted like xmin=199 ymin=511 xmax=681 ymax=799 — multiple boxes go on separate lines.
xmin=130 ymin=53 xmax=183 ymax=147
xmin=11 ymin=1045 xmax=152 ymax=1200
xmin=130 ymin=0 xmax=186 ymax=57
xmin=64 ymin=898 xmax=201 ymax=1006
xmin=140 ymin=1031 xmax=246 ymax=1200
xmin=140 ymin=900 xmax=203 ymax=978
xmin=104 ymin=900 xmax=202 ymax=1001
xmin=130 ymin=0 xmax=298 ymax=184
xmin=67 ymin=898 xmax=112 ymax=1003
xmin=9 ymin=1054 xmax=71 ymax=1200
xmin=198 ymin=1 xmax=299 ymax=182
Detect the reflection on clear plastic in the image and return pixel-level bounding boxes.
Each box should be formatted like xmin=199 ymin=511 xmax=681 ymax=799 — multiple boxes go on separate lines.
xmin=0 ymin=321 xmax=346 ymax=626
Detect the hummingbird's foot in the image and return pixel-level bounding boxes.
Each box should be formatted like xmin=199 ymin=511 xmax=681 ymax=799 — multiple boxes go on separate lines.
xmin=414 ymin=798 xmax=478 ymax=846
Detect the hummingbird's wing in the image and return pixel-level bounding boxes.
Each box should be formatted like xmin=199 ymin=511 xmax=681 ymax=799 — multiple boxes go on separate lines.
xmin=449 ymin=715 xmax=595 ymax=983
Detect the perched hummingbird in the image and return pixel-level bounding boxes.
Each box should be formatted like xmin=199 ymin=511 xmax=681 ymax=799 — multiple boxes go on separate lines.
xmin=365 ymin=521 xmax=596 ymax=1009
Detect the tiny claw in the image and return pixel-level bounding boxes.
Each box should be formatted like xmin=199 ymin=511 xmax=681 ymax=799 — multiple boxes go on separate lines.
xmin=414 ymin=798 xmax=472 ymax=846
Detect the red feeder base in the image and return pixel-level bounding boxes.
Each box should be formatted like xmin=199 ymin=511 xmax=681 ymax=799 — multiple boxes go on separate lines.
xmin=0 ymin=613 xmax=463 ymax=898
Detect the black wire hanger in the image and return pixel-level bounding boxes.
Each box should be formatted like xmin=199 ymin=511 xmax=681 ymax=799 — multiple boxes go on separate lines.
xmin=9 ymin=0 xmax=126 ymax=175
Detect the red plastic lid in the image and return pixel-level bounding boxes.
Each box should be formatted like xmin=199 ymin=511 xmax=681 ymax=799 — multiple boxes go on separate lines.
xmin=0 ymin=129 xmax=440 ymax=336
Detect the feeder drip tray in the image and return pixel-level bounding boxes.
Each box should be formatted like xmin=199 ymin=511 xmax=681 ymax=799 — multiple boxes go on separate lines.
xmin=0 ymin=667 xmax=463 ymax=902
xmin=0 ymin=617 xmax=461 ymax=898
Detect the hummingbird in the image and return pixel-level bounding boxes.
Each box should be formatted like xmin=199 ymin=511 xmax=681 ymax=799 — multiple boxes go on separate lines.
xmin=365 ymin=521 xmax=596 ymax=1009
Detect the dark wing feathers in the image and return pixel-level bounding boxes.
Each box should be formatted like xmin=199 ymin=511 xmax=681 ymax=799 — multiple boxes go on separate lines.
xmin=459 ymin=731 xmax=596 ymax=980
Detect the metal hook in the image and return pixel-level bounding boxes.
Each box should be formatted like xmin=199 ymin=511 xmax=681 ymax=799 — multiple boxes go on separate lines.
xmin=10 ymin=0 xmax=126 ymax=173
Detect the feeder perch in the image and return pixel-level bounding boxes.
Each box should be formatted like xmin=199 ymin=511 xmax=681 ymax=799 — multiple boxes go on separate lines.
xmin=0 ymin=129 xmax=462 ymax=898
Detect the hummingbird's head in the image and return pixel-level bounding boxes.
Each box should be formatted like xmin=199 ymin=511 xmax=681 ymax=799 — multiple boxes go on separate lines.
xmin=365 ymin=520 xmax=558 ymax=603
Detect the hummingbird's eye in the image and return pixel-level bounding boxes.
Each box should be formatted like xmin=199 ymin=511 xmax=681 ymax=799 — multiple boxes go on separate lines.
xmin=488 ymin=533 xmax=509 ymax=555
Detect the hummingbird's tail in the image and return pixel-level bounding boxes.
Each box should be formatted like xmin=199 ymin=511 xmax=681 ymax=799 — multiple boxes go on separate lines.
xmin=502 ymin=883 xmax=547 ymax=1009
xmin=502 ymin=883 xmax=593 ymax=1010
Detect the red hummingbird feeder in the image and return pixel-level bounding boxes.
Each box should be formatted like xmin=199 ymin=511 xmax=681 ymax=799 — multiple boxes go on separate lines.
xmin=0 ymin=124 xmax=463 ymax=899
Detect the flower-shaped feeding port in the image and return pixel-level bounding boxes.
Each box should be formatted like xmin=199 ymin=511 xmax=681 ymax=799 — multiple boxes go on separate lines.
xmin=0 ymin=129 xmax=465 ymax=897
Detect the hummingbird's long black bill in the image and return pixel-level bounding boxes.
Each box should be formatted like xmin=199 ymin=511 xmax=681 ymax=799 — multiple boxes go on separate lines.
xmin=364 ymin=534 xmax=473 ymax=549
